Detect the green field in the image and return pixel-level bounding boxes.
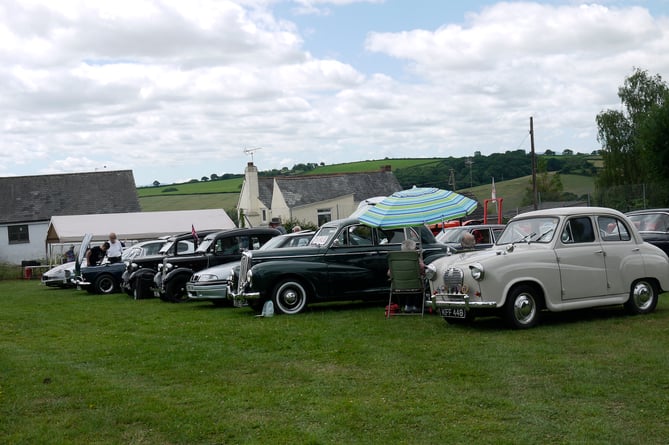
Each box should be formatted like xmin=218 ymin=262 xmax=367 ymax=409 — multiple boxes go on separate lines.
xmin=1 ymin=280 xmax=668 ymax=444
xmin=306 ymin=158 xmax=443 ymax=175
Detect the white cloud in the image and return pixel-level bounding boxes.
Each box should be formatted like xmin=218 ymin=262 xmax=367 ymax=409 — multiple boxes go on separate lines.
xmin=1 ymin=1 xmax=668 ymax=185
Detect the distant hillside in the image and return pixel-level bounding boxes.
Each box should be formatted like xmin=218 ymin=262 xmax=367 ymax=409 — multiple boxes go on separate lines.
xmin=137 ymin=155 xmax=597 ymax=214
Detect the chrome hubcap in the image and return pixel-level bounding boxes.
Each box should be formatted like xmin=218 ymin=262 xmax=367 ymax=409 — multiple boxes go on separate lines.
xmin=514 ymin=294 xmax=535 ymax=324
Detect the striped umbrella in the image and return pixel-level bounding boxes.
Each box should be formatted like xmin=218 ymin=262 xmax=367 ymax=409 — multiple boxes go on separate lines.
xmin=358 ymin=187 xmax=478 ymax=229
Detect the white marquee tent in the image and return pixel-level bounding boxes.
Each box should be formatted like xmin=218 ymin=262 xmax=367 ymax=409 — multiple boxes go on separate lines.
xmin=46 ymin=209 xmax=236 ymax=244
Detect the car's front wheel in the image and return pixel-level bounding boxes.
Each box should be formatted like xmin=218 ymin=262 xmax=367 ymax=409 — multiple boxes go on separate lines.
xmin=504 ymin=284 xmax=541 ymax=329
xmin=272 ymin=279 xmax=309 ymax=315
xmin=624 ymin=279 xmax=658 ymax=315
xmin=166 ymin=275 xmax=189 ymax=303
xmin=94 ymin=274 xmax=117 ymax=295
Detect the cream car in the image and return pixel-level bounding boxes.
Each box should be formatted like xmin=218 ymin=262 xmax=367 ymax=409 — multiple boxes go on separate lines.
xmin=427 ymin=207 xmax=669 ymax=329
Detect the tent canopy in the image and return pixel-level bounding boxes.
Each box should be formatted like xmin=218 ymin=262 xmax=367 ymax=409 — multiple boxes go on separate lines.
xmin=46 ymin=209 xmax=236 ymax=244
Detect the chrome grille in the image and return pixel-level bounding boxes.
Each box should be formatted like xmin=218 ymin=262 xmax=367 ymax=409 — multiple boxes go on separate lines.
xmin=238 ymin=253 xmax=251 ymax=294
xmin=444 ymin=267 xmax=464 ymax=293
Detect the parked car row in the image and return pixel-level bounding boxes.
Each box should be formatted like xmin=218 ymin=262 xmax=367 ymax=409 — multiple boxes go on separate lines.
xmin=40 ymin=207 xmax=669 ymax=330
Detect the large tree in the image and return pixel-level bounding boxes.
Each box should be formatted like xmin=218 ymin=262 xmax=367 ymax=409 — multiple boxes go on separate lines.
xmin=596 ymin=68 xmax=668 ymax=187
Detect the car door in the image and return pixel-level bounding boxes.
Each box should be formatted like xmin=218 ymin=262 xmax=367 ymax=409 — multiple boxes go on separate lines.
xmin=324 ymin=224 xmax=392 ymax=298
xmin=596 ymin=215 xmax=641 ymax=295
xmin=555 ymin=216 xmax=609 ymax=300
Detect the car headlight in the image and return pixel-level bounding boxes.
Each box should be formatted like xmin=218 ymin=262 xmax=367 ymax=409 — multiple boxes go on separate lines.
xmin=246 ymin=269 xmax=253 ymax=285
xmin=197 ymin=274 xmax=219 ymax=282
xmin=425 ymin=263 xmax=437 ymax=281
xmin=157 ymin=264 xmax=163 ymax=271
xmin=470 ymin=263 xmax=484 ymax=281
xmin=165 ymin=263 xmax=174 ymax=271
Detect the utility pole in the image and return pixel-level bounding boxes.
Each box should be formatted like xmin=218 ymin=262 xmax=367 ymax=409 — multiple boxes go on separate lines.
xmin=448 ymin=168 xmax=456 ymax=191
xmin=465 ymin=157 xmax=473 ymax=188
xmin=530 ymin=117 xmax=538 ymax=210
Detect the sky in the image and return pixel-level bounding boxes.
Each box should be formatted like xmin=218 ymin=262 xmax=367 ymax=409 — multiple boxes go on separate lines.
xmin=2 ymin=0 xmax=668 ymax=186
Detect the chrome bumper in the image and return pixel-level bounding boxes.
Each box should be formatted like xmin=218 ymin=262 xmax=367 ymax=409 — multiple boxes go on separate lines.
xmin=430 ymin=293 xmax=498 ymax=309
xmin=186 ymin=282 xmax=229 ymax=300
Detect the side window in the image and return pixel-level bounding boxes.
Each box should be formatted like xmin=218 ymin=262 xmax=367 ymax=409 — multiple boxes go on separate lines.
xmin=379 ymin=229 xmax=405 ymax=245
xmin=177 ymin=241 xmax=190 ymax=253
xmin=562 ymin=217 xmax=595 ymax=244
xmin=8 ymin=224 xmax=30 ymax=244
xmin=336 ymin=225 xmax=373 ymax=246
xmin=598 ymin=216 xmax=631 ymax=241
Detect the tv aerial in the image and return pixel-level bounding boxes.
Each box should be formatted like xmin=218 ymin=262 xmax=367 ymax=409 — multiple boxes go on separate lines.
xmin=243 ymin=147 xmax=263 ymax=163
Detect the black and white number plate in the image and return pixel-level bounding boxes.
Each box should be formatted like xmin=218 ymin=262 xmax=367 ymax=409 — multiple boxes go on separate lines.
xmin=440 ymin=308 xmax=466 ymax=319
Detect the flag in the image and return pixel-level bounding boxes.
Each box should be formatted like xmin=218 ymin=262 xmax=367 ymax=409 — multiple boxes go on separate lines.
xmin=191 ymin=224 xmax=198 ymax=242
xmin=491 ymin=177 xmax=496 ymax=200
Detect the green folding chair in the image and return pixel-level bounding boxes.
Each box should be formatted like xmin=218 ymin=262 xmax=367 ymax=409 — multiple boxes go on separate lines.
xmin=387 ymin=250 xmax=425 ymax=318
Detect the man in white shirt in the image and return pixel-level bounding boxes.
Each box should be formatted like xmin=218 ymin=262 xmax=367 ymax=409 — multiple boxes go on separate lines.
xmin=107 ymin=232 xmax=123 ymax=263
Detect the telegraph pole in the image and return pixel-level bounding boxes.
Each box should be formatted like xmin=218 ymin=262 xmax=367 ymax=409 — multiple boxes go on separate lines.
xmin=530 ymin=117 xmax=538 ymax=210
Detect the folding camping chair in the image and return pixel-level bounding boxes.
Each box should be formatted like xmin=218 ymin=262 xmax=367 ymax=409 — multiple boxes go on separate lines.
xmin=386 ymin=250 xmax=425 ymax=318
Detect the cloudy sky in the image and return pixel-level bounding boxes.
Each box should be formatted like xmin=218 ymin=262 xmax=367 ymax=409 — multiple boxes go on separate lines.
xmin=2 ymin=0 xmax=668 ymax=186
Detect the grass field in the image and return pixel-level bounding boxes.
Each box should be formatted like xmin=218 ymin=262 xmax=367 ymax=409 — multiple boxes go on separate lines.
xmin=1 ymin=280 xmax=668 ymax=444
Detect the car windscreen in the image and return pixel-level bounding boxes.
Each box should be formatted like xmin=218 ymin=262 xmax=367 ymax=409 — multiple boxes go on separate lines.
xmin=497 ymin=217 xmax=559 ymax=244
xmin=310 ymin=226 xmax=338 ymax=247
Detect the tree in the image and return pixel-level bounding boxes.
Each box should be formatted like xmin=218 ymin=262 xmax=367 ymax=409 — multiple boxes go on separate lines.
xmin=152 ymin=180 xmax=160 ymax=187
xmin=521 ymin=158 xmax=563 ymax=205
xmin=596 ymin=68 xmax=668 ymax=188
xmin=210 ymin=173 xmax=219 ymax=181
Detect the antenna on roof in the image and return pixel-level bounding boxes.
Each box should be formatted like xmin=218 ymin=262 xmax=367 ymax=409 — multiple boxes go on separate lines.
xmin=243 ymin=147 xmax=263 ymax=163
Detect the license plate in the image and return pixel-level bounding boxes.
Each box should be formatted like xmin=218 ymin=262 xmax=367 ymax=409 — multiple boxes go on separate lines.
xmin=440 ymin=308 xmax=466 ymax=318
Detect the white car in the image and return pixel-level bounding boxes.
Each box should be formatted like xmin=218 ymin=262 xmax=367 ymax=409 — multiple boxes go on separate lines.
xmin=427 ymin=207 xmax=669 ymax=329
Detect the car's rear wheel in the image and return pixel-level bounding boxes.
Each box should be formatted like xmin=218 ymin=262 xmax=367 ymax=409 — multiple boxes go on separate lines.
xmin=94 ymin=274 xmax=117 ymax=295
xmin=624 ymin=279 xmax=658 ymax=315
xmin=166 ymin=275 xmax=189 ymax=303
xmin=504 ymin=284 xmax=541 ymax=329
xmin=272 ymin=279 xmax=308 ymax=315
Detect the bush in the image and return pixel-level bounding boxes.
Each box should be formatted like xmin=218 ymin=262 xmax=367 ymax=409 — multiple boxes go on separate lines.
xmin=0 ymin=262 xmax=22 ymax=280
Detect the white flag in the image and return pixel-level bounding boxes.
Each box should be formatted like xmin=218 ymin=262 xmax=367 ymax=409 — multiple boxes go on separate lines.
xmin=491 ymin=177 xmax=496 ymax=200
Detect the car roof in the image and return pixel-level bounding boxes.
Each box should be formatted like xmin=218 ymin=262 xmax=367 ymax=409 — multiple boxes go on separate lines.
xmin=512 ymin=206 xmax=626 ymax=219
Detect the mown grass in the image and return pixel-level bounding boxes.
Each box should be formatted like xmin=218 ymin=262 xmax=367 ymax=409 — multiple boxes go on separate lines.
xmin=306 ymin=159 xmax=443 ymax=175
xmin=1 ymin=280 xmax=668 ymax=444
xmin=138 ymin=193 xmax=239 ymax=212
xmin=137 ymin=178 xmax=244 ymax=197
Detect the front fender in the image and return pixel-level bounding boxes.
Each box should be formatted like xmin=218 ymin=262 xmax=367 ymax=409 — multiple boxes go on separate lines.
xmin=248 ymin=261 xmax=327 ymax=299
xmin=129 ymin=268 xmax=157 ymax=283
xmin=164 ymin=268 xmax=195 ymax=284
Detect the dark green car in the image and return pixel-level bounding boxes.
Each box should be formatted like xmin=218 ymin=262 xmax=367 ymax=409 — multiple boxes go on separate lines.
xmin=229 ymin=217 xmax=450 ymax=314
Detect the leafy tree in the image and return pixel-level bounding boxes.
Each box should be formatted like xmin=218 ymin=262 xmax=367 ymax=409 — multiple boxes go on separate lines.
xmin=596 ymin=68 xmax=668 ymax=187
xmin=201 ymin=176 xmax=209 ymax=182
xmin=210 ymin=173 xmax=219 ymax=181
xmin=521 ymin=158 xmax=563 ymax=205
xmin=152 ymin=180 xmax=160 ymax=187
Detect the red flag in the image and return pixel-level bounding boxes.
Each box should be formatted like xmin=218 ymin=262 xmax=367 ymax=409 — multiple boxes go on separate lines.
xmin=191 ymin=224 xmax=198 ymax=241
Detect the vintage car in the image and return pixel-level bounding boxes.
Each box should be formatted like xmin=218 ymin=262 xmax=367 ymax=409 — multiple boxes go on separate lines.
xmin=186 ymin=231 xmax=315 ymax=306
xmin=153 ymin=227 xmax=280 ymax=302
xmin=625 ymin=209 xmax=669 ymax=256
xmin=229 ymin=217 xmax=450 ymax=315
xmin=435 ymin=224 xmax=506 ymax=251
xmin=41 ymin=239 xmax=166 ymax=289
xmin=73 ymin=236 xmax=167 ymax=294
xmin=121 ymin=230 xmax=217 ymax=299
xmin=427 ymin=207 xmax=669 ymax=329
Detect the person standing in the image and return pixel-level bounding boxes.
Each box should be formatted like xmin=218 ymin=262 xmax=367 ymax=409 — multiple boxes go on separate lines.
xmin=269 ymin=217 xmax=287 ymax=234
xmin=86 ymin=242 xmax=110 ymax=266
xmin=107 ymin=232 xmax=123 ymax=263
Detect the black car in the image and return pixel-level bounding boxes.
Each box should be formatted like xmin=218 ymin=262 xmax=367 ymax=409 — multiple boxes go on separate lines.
xmin=229 ymin=217 xmax=450 ymax=315
xmin=625 ymin=209 xmax=669 ymax=256
xmin=154 ymin=227 xmax=280 ymax=302
xmin=122 ymin=230 xmax=219 ymax=299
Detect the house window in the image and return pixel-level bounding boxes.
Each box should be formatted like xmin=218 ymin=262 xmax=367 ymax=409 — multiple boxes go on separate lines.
xmin=8 ymin=224 xmax=30 ymax=244
xmin=317 ymin=208 xmax=332 ymax=226
xmin=262 ymin=209 xmax=267 ymax=222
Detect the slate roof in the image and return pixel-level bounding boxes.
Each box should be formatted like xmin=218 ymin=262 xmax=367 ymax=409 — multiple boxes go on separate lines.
xmin=0 ymin=170 xmax=141 ymax=224
xmin=257 ymin=170 xmax=403 ymax=208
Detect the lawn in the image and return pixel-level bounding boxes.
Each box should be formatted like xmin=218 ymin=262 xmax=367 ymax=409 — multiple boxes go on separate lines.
xmin=1 ymin=280 xmax=668 ymax=444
